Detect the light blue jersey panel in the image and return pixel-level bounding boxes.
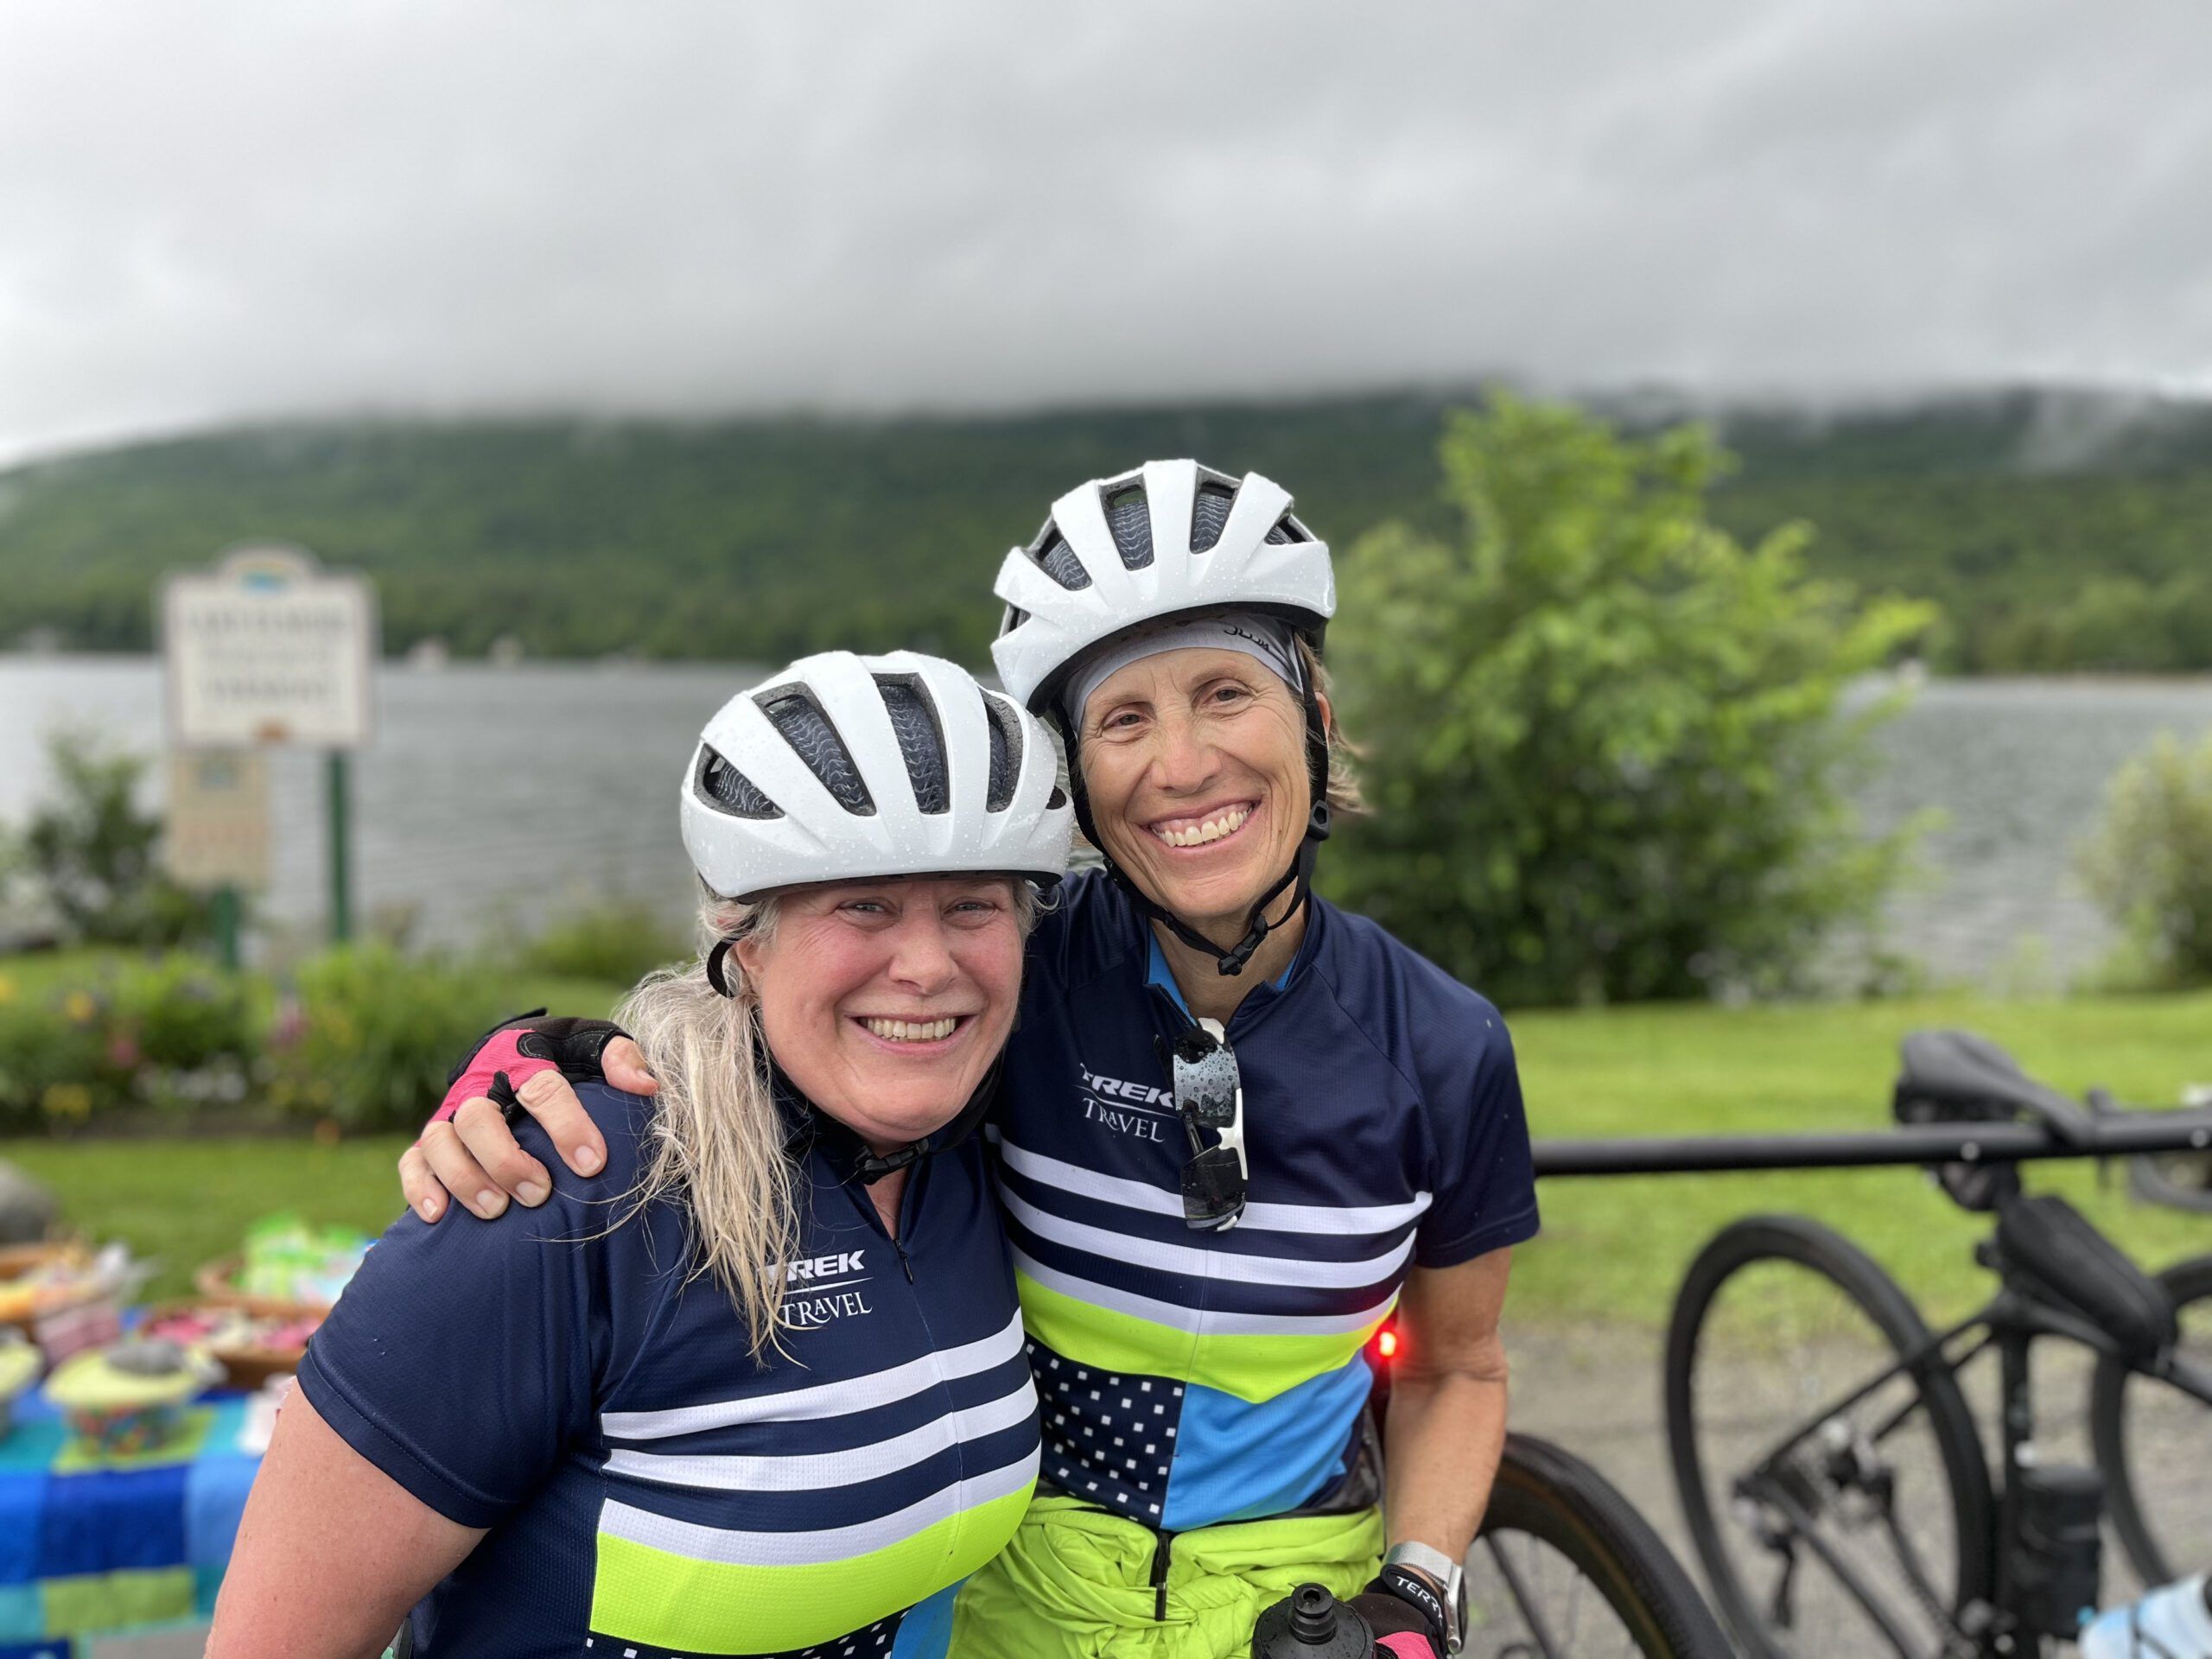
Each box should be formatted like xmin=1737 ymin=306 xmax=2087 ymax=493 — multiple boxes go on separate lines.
xmin=1162 ymin=1359 xmax=1376 ymax=1529
xmin=889 ymin=1580 xmax=962 ymax=1657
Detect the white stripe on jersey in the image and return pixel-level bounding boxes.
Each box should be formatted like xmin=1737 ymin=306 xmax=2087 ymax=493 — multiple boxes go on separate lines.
xmin=992 ymin=1132 xmax=1433 ymax=1236
xmin=605 ymin=1376 xmax=1036 ymax=1493
xmin=601 ymin=1308 xmax=1025 ymax=1442
xmin=998 ymin=1189 xmax=1414 ymax=1289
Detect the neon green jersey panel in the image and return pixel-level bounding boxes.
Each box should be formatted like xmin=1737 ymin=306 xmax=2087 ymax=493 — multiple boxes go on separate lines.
xmin=590 ymin=1478 xmax=1034 ymax=1652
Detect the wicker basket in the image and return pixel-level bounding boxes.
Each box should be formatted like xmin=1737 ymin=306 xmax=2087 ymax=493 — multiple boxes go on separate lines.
xmin=139 ymin=1300 xmax=316 ymax=1392
xmin=0 ymin=1243 xmax=96 ymax=1335
xmin=194 ymin=1255 xmax=336 ymax=1318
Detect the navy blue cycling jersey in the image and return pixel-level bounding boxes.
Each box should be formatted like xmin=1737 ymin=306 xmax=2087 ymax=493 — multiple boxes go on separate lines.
xmin=994 ymin=869 xmax=1539 ymax=1531
xmin=300 ymin=1084 xmax=1039 ymax=1659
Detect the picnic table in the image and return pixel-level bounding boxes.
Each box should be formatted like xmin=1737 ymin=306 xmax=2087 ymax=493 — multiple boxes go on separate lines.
xmin=0 ymin=1376 xmax=263 ymax=1656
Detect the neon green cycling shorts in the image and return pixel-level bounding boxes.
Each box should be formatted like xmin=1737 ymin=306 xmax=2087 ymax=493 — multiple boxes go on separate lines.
xmin=950 ymin=1493 xmax=1384 ymax=1659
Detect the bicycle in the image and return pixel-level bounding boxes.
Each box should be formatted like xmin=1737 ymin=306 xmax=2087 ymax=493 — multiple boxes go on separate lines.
xmin=1361 ymin=1323 xmax=1730 ymax=1657
xmin=1662 ymin=1029 xmax=2212 ymax=1657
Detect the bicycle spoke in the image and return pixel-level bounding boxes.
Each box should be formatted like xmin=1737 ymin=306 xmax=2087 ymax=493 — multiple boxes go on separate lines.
xmin=1482 ymin=1531 xmax=1567 ymax=1659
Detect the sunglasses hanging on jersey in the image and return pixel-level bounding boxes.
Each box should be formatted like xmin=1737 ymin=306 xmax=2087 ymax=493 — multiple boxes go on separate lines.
xmin=1171 ymin=1018 xmax=1247 ymax=1230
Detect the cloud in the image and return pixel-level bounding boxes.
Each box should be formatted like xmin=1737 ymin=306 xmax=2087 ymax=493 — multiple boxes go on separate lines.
xmin=3 ymin=0 xmax=2212 ymax=464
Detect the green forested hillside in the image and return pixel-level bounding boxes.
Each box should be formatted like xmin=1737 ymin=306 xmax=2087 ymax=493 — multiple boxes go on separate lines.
xmin=3 ymin=389 xmax=2209 ymax=670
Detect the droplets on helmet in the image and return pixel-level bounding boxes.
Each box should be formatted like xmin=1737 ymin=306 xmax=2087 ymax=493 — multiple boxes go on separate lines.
xmin=989 ymin=460 xmax=1336 ymax=718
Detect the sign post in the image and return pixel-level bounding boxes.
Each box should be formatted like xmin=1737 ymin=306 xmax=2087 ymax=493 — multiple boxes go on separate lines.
xmin=162 ymin=546 xmax=378 ymax=948
xmin=162 ymin=749 xmax=271 ymax=968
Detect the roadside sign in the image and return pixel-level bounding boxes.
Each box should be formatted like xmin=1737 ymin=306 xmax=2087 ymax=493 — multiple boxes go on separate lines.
xmin=163 ymin=749 xmax=271 ymax=892
xmin=162 ymin=545 xmax=377 ymax=748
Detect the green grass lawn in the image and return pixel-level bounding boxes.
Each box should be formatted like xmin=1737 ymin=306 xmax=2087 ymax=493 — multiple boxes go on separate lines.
xmin=5 ymin=984 xmax=2209 ymax=1320
xmin=5 ymin=1134 xmax=420 ymax=1301
xmin=1510 ymin=988 xmax=2212 ymax=1328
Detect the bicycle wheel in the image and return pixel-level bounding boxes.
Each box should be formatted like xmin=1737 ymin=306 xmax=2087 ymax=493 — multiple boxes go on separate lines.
xmin=1466 ymin=1432 xmax=1730 ymax=1658
xmin=1665 ymin=1216 xmax=1993 ymax=1659
xmin=2092 ymin=1251 xmax=2212 ymax=1586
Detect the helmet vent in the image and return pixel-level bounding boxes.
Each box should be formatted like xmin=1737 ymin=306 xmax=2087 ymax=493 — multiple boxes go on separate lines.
xmin=982 ymin=690 xmax=1024 ymax=811
xmin=1265 ymin=512 xmax=1307 ymax=544
xmin=1191 ymin=481 xmax=1237 ymax=552
xmin=1103 ymin=486 xmax=1154 ymax=570
xmin=758 ymin=689 xmax=875 ymax=815
xmin=1030 ymin=523 xmax=1092 ymax=591
xmin=876 ymin=676 xmax=950 ymax=815
xmin=1001 ymin=603 xmax=1030 ymax=632
xmin=695 ymin=747 xmax=782 ymax=819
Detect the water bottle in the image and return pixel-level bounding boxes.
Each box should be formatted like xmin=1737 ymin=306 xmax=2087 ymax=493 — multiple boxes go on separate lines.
xmin=2007 ymin=1462 xmax=2102 ymax=1639
xmin=1250 ymin=1583 xmax=1375 ymax=1659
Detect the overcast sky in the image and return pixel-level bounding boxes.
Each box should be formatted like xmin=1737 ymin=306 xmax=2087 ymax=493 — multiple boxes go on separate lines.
xmin=4 ymin=0 xmax=2212 ymax=465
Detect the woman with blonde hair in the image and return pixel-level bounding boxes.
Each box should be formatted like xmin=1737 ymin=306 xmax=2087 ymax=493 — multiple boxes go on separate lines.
xmin=210 ymin=651 xmax=1072 ymax=1659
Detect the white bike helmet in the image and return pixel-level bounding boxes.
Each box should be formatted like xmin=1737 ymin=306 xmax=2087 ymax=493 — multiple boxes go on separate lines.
xmin=682 ymin=650 xmax=1073 ymax=901
xmin=990 ymin=459 xmax=1337 ymax=717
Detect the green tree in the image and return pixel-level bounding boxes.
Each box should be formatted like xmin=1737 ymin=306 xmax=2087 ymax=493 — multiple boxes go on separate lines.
xmin=2078 ymin=732 xmax=2212 ymax=986
xmin=1325 ymin=396 xmax=1934 ymax=1006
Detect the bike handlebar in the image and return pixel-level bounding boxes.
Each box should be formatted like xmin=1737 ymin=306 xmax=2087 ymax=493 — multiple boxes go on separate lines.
xmin=1530 ymin=1104 xmax=2212 ymax=1179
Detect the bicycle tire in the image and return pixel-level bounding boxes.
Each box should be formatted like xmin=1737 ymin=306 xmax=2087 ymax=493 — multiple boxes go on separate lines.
xmin=1471 ymin=1431 xmax=1730 ymax=1658
xmin=1664 ymin=1216 xmax=1993 ymax=1659
xmin=2090 ymin=1251 xmax=2212 ymax=1586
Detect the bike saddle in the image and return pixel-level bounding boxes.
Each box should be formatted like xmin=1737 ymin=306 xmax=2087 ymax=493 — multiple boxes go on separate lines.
xmin=1894 ymin=1030 xmax=2097 ymax=1147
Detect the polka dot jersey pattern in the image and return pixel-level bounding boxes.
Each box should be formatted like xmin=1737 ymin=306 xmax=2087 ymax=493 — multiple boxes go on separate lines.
xmin=1027 ymin=1337 xmax=1183 ymax=1521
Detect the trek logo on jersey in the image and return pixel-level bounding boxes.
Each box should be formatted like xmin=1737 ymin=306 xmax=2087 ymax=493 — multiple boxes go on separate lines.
xmin=784 ymin=1250 xmax=866 ymax=1283
xmin=1078 ymin=1062 xmax=1173 ymax=1143
xmin=772 ymin=1250 xmax=874 ymax=1329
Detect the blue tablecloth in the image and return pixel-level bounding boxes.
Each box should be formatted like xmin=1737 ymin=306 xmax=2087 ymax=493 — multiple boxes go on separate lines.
xmin=0 ymin=1383 xmax=260 ymax=1651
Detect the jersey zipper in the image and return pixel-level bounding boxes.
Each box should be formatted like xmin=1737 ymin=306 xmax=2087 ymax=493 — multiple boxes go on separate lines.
xmin=1148 ymin=1525 xmax=1178 ymax=1621
xmin=848 ymin=1195 xmax=916 ymax=1282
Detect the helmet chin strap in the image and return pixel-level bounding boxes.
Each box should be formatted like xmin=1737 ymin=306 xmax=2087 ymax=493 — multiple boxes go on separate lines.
xmin=1067 ymin=678 xmax=1334 ymax=979
xmin=772 ymin=1052 xmax=1005 ymax=1185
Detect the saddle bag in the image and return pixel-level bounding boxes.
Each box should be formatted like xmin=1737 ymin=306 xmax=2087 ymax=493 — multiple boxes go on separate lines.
xmin=1993 ymin=1194 xmax=2176 ymax=1364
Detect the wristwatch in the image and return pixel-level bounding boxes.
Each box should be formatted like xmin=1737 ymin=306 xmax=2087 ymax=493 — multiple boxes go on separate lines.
xmin=1381 ymin=1541 xmax=1466 ymax=1655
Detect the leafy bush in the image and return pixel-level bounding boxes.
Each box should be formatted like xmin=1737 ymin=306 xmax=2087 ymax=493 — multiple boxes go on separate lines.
xmin=0 ymin=953 xmax=258 ymax=1130
xmin=266 ymin=944 xmax=512 ymax=1131
xmin=518 ymin=896 xmax=685 ymax=988
xmin=11 ymin=730 xmax=212 ymax=947
xmin=1325 ymin=396 xmax=1935 ymax=1006
xmin=2078 ymin=732 xmax=2212 ymax=987
xmin=109 ymin=954 xmax=257 ymax=1071
xmin=107 ymin=954 xmax=259 ymax=1114
xmin=0 ymin=985 xmax=121 ymax=1131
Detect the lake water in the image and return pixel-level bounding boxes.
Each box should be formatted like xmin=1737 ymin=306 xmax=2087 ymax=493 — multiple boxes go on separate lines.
xmin=3 ymin=657 xmax=2209 ymax=988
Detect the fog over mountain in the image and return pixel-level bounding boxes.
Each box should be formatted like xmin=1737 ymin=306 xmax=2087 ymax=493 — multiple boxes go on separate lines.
xmin=5 ymin=0 xmax=2212 ymax=465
